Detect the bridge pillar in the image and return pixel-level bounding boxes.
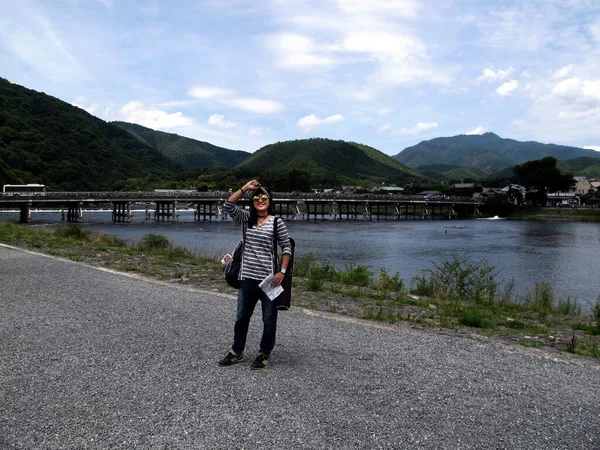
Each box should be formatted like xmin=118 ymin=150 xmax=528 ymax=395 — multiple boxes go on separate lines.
xmin=19 ymin=204 xmax=31 ymax=224
xmin=330 ymin=202 xmax=338 ymax=220
xmin=194 ymin=201 xmax=217 ymax=221
xmin=363 ymin=202 xmax=372 ymax=221
xmin=155 ymin=201 xmax=177 ymax=222
xmin=275 ymin=201 xmax=296 ymax=220
xmin=62 ymin=202 xmax=83 ymax=222
xmin=112 ymin=201 xmax=131 ymax=223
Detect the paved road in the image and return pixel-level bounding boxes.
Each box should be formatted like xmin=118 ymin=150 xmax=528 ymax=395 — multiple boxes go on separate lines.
xmin=1 ymin=244 xmax=599 ymax=449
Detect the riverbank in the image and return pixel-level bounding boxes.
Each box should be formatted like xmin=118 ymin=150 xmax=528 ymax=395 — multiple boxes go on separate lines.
xmin=505 ymin=206 xmax=600 ymax=222
xmin=0 ymin=221 xmax=598 ymax=360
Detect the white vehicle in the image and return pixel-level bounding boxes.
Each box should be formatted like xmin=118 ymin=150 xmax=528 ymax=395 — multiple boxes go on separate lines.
xmin=2 ymin=184 xmax=47 ymax=196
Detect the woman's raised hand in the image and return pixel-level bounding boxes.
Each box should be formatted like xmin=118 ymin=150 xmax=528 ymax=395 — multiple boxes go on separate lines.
xmin=244 ymin=180 xmax=261 ymax=191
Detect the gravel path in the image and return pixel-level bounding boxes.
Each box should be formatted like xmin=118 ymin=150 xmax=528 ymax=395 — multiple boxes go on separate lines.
xmin=1 ymin=244 xmax=599 ymax=449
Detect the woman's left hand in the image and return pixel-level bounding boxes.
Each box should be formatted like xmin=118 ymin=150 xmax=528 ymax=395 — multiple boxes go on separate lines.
xmin=272 ymin=272 xmax=285 ymax=286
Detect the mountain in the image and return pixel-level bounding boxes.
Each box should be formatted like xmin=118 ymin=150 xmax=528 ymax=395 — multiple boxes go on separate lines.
xmin=394 ymin=133 xmax=600 ymax=173
xmin=112 ymin=121 xmax=250 ymax=170
xmin=237 ymin=138 xmax=425 ymax=185
xmin=415 ymin=164 xmax=495 ymax=182
xmin=0 ymin=78 xmax=178 ymax=191
xmin=557 ymin=157 xmax=600 ymax=179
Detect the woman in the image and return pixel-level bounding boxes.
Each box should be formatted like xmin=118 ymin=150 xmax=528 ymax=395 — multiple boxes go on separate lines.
xmin=218 ymin=180 xmax=292 ymax=370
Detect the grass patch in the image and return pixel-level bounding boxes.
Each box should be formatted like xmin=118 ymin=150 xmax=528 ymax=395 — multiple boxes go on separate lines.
xmin=458 ymin=306 xmax=496 ymax=329
xmin=517 ymin=339 xmax=542 ymax=349
xmin=592 ymin=298 xmax=600 ymax=335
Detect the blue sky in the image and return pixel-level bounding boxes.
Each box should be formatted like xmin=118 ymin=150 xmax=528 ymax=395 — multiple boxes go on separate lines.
xmin=2 ymin=0 xmax=600 ymax=155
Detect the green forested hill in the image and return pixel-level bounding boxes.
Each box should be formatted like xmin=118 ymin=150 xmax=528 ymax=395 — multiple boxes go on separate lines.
xmin=0 ymin=78 xmax=178 ymax=190
xmin=112 ymin=121 xmax=250 ymax=169
xmin=416 ymin=164 xmax=495 ymax=182
xmin=238 ymin=138 xmax=425 ymax=186
xmin=557 ymin=157 xmax=600 ymax=178
xmin=6 ymin=75 xmax=598 ymax=192
xmin=394 ymin=133 xmax=600 ymax=172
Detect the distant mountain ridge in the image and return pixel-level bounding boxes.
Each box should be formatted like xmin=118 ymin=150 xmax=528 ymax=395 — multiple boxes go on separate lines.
xmin=238 ymin=138 xmax=425 ymax=185
xmin=112 ymin=121 xmax=250 ymax=170
xmin=393 ymin=133 xmax=600 ymax=172
xmin=3 ymin=76 xmax=599 ymax=191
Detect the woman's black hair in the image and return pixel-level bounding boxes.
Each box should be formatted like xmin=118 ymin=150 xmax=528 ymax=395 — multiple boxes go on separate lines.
xmin=248 ymin=187 xmax=274 ymax=228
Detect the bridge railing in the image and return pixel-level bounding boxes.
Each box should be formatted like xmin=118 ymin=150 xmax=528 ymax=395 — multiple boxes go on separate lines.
xmin=0 ymin=190 xmax=484 ymax=204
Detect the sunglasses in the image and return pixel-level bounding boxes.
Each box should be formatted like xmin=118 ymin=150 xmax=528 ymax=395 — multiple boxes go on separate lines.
xmin=252 ymin=194 xmax=269 ymax=202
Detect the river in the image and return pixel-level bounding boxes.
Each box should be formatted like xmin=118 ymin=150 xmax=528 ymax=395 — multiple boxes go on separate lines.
xmin=2 ymin=209 xmax=599 ymax=310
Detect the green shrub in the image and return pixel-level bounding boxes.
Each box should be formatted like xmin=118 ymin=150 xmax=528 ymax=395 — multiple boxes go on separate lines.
xmin=527 ymin=282 xmax=555 ymax=312
xmin=458 ymin=307 xmax=487 ymax=328
xmin=306 ymin=269 xmax=324 ymax=291
xmin=414 ymin=255 xmax=498 ymax=303
xmin=411 ymin=274 xmax=434 ymax=296
xmin=337 ymin=262 xmax=372 ymax=287
xmin=294 ymin=252 xmax=317 ymax=277
xmin=497 ymin=279 xmax=518 ymax=306
xmin=138 ymin=233 xmax=171 ymax=250
xmin=375 ymin=267 xmax=405 ymax=293
xmin=557 ymin=297 xmax=580 ymax=316
xmin=303 ymin=259 xmax=336 ymax=291
xmin=314 ymin=262 xmax=337 ymax=282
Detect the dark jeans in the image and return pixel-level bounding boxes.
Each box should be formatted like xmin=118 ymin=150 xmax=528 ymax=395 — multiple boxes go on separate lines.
xmin=232 ymin=279 xmax=278 ymax=356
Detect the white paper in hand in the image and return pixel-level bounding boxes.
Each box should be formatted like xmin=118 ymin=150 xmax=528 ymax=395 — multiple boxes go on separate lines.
xmin=259 ymin=274 xmax=284 ymax=301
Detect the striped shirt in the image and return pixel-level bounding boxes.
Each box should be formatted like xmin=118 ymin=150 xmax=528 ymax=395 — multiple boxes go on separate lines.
xmin=224 ymin=201 xmax=292 ymax=281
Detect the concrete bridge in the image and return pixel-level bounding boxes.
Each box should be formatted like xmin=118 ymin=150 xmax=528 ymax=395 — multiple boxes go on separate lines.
xmin=0 ymin=191 xmax=485 ymax=223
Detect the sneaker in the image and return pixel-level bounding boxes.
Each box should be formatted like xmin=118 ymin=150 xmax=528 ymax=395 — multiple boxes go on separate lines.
xmin=250 ymin=353 xmax=270 ymax=370
xmin=218 ymin=351 xmax=244 ymax=366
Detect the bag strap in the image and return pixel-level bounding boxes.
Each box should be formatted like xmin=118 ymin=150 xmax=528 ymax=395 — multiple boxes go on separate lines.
xmin=272 ymin=216 xmax=279 ymax=273
xmin=242 ymin=215 xmax=248 ymax=242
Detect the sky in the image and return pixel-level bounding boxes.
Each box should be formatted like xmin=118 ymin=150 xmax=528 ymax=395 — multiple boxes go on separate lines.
xmin=1 ymin=0 xmax=600 ymax=156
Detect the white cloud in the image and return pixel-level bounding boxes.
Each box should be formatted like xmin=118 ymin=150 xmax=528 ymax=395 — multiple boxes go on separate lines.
xmin=223 ymin=97 xmax=283 ymax=114
xmin=297 ymin=114 xmax=344 ymax=132
xmin=188 ymin=85 xmax=283 ymax=114
xmin=118 ymin=101 xmax=194 ymax=130
xmin=557 ymin=109 xmax=597 ymax=120
xmin=584 ymin=145 xmax=600 ymax=152
xmin=378 ymin=124 xmax=392 ymax=133
xmin=371 ymin=64 xmax=453 ymax=86
xmin=269 ymin=33 xmax=335 ymax=70
xmin=155 ymin=100 xmax=196 ymax=109
xmin=207 ymin=113 xmax=236 ymax=129
xmin=250 ymin=127 xmax=265 ymax=136
xmin=265 ymin=6 xmax=449 ymax=86
xmin=466 ymin=126 xmax=486 ymax=135
xmin=397 ymin=122 xmax=438 ymax=136
xmin=477 ymin=67 xmax=514 ymax=83
xmin=341 ymin=30 xmax=453 ymax=85
xmin=343 ymin=31 xmax=425 ymax=60
xmin=552 ymin=78 xmax=600 ymax=111
xmin=552 ymin=64 xmax=573 ymax=79
xmin=496 ymin=80 xmax=519 ymax=96
xmin=377 ymin=107 xmax=393 ymax=116
xmin=187 ymin=86 xmax=233 ymax=99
